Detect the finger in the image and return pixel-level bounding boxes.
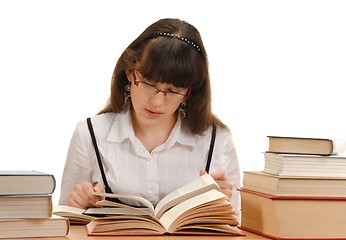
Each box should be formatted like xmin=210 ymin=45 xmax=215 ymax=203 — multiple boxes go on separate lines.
xmin=68 ymin=197 xmax=86 ymax=209
xmin=217 ymin=180 xmax=233 ymax=191
xmin=93 ymin=183 xmax=105 ymax=204
xmin=210 ymin=171 xmax=227 ymax=181
xmin=69 ymin=189 xmax=92 ymax=209
xmin=93 ymin=183 xmax=104 ymax=193
xmin=70 ymin=182 xmax=98 ymax=208
xmin=219 ymin=188 xmax=233 ymax=199
xmin=81 ymin=182 xmax=103 ymax=207
xmin=81 ymin=181 xmax=96 ymax=199
xmin=199 ymin=169 xmax=207 ymax=176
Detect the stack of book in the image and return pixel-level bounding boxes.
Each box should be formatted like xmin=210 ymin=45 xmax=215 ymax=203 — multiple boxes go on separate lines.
xmin=0 ymin=170 xmax=69 ymax=238
xmin=239 ymin=136 xmax=346 ymax=239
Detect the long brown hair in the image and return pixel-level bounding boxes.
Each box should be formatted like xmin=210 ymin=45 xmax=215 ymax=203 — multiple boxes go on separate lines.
xmin=99 ymin=18 xmax=227 ymax=134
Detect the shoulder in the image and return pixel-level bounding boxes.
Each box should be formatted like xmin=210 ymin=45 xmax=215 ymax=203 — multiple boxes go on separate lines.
xmin=74 ymin=112 xmax=118 ymax=137
xmin=88 ymin=112 xmax=117 ymax=128
xmin=183 ymin=123 xmax=233 ymax=147
xmin=215 ymin=124 xmax=233 ymax=140
xmin=206 ymin=123 xmax=232 ymax=141
xmin=212 ymin=124 xmax=236 ymax=151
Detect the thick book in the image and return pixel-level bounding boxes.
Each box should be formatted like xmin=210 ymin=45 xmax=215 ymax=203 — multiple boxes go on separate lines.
xmin=0 ymin=194 xmax=52 ymax=218
xmin=0 ymin=170 xmax=56 ymax=195
xmin=243 ymin=171 xmax=346 ymax=197
xmin=263 ymin=152 xmax=346 ymax=177
xmin=240 ymin=188 xmax=346 ymax=239
xmin=0 ymin=215 xmax=69 ymax=239
xmin=267 ymin=136 xmax=345 ymax=155
xmin=54 ymin=174 xmax=243 ymax=236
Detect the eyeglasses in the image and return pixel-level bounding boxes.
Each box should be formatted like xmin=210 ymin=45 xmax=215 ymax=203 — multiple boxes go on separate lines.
xmin=133 ymin=71 xmax=192 ymax=100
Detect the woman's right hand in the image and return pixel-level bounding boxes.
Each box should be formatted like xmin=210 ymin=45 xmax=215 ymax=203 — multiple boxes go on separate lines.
xmin=68 ymin=181 xmax=104 ymax=209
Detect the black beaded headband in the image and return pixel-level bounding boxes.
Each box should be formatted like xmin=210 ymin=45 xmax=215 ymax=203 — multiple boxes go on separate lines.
xmin=153 ymin=32 xmax=201 ymax=52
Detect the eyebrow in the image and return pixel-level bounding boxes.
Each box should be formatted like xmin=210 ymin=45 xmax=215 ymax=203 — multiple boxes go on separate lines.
xmin=136 ymin=71 xmax=187 ymax=91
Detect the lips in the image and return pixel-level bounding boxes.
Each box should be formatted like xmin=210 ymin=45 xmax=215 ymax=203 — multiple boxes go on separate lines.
xmin=145 ymin=109 xmax=162 ymax=117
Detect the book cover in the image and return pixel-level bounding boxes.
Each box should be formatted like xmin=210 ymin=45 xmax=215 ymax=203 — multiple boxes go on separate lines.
xmin=0 ymin=215 xmax=69 ymax=239
xmin=240 ymin=188 xmax=346 ymax=239
xmin=243 ymin=171 xmax=346 ymax=197
xmin=267 ymin=136 xmax=345 ymax=155
xmin=0 ymin=170 xmax=56 ymax=195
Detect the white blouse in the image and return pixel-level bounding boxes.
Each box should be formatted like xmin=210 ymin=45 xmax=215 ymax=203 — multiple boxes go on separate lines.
xmin=59 ymin=111 xmax=241 ymax=215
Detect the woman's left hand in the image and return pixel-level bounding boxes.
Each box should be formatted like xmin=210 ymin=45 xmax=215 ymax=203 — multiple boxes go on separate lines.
xmin=199 ymin=170 xmax=233 ymax=199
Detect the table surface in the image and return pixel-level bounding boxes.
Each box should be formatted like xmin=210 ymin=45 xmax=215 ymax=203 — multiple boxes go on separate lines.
xmin=2 ymin=225 xmax=270 ymax=240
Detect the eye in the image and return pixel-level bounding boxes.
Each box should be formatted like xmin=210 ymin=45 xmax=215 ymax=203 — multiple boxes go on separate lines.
xmin=144 ymin=80 xmax=156 ymax=87
xmin=145 ymin=82 xmax=156 ymax=88
xmin=166 ymin=89 xmax=178 ymax=94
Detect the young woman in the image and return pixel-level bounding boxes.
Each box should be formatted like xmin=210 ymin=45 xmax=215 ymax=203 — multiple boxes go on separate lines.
xmin=59 ymin=18 xmax=240 ymax=216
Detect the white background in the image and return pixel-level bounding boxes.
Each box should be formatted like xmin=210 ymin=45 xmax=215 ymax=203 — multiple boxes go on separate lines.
xmin=1 ymin=0 xmax=345 ymax=204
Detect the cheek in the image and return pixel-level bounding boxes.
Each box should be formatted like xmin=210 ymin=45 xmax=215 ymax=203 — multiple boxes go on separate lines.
xmin=167 ymin=101 xmax=182 ymax=114
xmin=130 ymin=88 xmax=143 ymax=104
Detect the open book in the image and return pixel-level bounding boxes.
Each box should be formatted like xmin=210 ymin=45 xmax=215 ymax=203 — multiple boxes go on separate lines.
xmin=54 ymin=174 xmax=242 ymax=236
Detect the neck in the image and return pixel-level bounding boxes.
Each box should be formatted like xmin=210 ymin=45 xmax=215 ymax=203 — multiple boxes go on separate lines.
xmin=131 ymin=110 xmax=178 ymax=152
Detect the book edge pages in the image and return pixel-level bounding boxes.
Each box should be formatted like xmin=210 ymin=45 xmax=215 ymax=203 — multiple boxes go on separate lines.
xmin=154 ymin=174 xmax=219 ymax=218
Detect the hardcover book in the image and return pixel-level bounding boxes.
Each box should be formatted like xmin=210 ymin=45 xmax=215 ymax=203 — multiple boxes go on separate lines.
xmin=263 ymin=152 xmax=346 ymax=177
xmin=0 ymin=170 xmax=56 ymax=195
xmin=0 ymin=215 xmax=69 ymax=239
xmin=267 ymin=136 xmax=345 ymax=155
xmin=0 ymin=194 xmax=52 ymax=219
xmin=243 ymin=171 xmax=346 ymax=197
xmin=240 ymin=188 xmax=346 ymax=239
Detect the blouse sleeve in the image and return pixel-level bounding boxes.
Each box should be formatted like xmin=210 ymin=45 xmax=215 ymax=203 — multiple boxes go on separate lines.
xmin=58 ymin=120 xmax=94 ymax=205
xmin=209 ymin=127 xmax=241 ymax=216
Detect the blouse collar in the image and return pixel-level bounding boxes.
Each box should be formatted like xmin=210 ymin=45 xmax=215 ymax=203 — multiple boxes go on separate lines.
xmin=107 ymin=110 xmax=196 ymax=149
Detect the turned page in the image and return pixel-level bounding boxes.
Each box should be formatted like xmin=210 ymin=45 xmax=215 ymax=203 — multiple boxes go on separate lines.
xmin=92 ymin=192 xmax=155 ymax=216
xmin=154 ymin=174 xmax=220 ymax=219
xmin=159 ymin=189 xmax=228 ymax=232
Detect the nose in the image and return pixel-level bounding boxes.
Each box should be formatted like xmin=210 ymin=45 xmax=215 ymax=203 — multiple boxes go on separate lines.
xmin=150 ymin=90 xmax=166 ymax=106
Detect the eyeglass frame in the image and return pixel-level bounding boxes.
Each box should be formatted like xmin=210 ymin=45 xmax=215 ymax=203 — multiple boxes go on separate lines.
xmin=133 ymin=70 xmax=192 ymax=100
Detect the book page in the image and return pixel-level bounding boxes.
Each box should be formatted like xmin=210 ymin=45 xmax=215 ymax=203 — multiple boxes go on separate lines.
xmin=84 ymin=205 xmax=151 ymax=216
xmin=92 ymin=199 xmax=153 ymax=216
xmin=332 ymin=138 xmax=346 ymax=154
xmin=86 ymin=215 xmax=165 ymax=235
xmin=154 ymin=174 xmax=219 ymax=219
xmin=53 ymin=205 xmax=95 ymax=224
xmin=159 ymin=189 xmax=227 ymax=232
xmin=92 ymin=192 xmax=155 ymax=215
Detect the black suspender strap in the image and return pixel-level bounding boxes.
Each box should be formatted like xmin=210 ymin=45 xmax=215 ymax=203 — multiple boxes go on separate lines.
xmin=87 ymin=117 xmax=216 ymax=195
xmin=205 ymin=123 xmax=216 ymax=173
xmin=86 ymin=117 xmax=113 ymax=194
xmin=87 ymin=117 xmax=135 ymax=204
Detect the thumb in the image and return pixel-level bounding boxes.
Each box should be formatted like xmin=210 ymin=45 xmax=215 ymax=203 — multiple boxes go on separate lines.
xmin=93 ymin=183 xmax=105 ymax=193
xmin=199 ymin=169 xmax=208 ymax=176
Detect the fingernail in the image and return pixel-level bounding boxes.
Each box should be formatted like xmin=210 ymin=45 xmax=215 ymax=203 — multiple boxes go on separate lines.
xmin=92 ymin=181 xmax=99 ymax=187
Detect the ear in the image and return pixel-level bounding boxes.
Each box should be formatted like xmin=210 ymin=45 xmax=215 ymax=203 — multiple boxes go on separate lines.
xmin=182 ymin=89 xmax=192 ymax=103
xmin=125 ymin=68 xmax=134 ymax=82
